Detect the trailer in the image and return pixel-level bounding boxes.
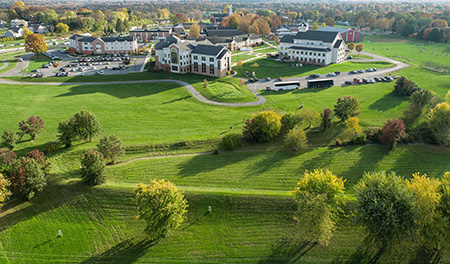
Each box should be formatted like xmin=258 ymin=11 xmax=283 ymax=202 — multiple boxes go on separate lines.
xmin=307 ymin=79 xmax=334 ymax=88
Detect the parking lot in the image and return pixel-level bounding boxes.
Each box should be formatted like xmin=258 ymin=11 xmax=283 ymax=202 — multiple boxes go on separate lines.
xmin=24 ymin=49 xmax=148 ymax=78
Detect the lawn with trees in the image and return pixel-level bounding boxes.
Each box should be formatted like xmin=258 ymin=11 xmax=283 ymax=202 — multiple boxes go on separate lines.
xmin=2 ymin=29 xmax=450 ymax=263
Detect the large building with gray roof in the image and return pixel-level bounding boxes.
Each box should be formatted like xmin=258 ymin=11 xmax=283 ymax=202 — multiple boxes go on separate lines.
xmin=69 ymin=35 xmax=138 ymax=54
xmin=278 ymin=30 xmax=346 ymax=66
xmin=154 ymin=35 xmax=231 ymax=77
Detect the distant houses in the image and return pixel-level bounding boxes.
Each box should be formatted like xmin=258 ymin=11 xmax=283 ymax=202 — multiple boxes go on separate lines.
xmin=69 ymin=35 xmax=138 ymax=54
xmin=4 ymin=27 xmax=23 ymax=38
xmin=154 ymin=35 xmax=231 ymax=77
xmin=3 ymin=20 xmax=49 ymax=38
xmin=278 ymin=30 xmax=347 ymax=66
xmin=276 ymin=22 xmax=309 ymax=36
xmin=129 ymin=27 xmax=172 ymax=41
xmin=204 ymin=27 xmax=263 ymax=51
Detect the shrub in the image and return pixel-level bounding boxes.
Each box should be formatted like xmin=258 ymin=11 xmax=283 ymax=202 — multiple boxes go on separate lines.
xmin=363 ymin=127 xmax=382 ymax=144
xmin=221 ymin=133 xmax=241 ymax=150
xmin=379 ymin=119 xmax=407 ymax=149
xmin=427 ymin=103 xmax=450 ymax=146
xmin=334 ymin=96 xmax=361 ymax=122
xmin=25 ymin=150 xmax=51 ymax=175
xmin=2 ymin=129 xmax=17 ymax=150
xmin=134 ymin=180 xmax=188 ymax=240
xmin=393 ymin=76 xmax=418 ymax=97
xmin=242 ymin=110 xmax=282 ymax=143
xmin=0 ymin=173 xmax=11 ymax=210
xmin=97 ymin=135 xmax=125 ymax=164
xmin=45 ymin=142 xmax=58 ymax=154
xmin=18 ymin=116 xmax=45 ymax=140
xmin=8 ymin=158 xmax=47 ymax=199
xmin=320 ymin=108 xmax=332 ymax=130
xmin=284 ymin=127 xmax=308 ymax=151
xmin=281 ymin=112 xmax=302 ymax=134
xmin=80 ymin=150 xmax=107 ymax=186
xmin=299 ymin=108 xmax=320 ymax=129
xmin=0 ymin=149 xmax=17 ymax=168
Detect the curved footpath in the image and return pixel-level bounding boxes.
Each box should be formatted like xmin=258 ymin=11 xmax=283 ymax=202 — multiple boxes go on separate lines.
xmin=0 ymin=51 xmax=407 ymax=107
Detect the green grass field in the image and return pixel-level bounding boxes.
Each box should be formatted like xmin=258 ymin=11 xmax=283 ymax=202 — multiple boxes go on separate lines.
xmin=1 ymin=35 xmax=450 ymax=263
xmin=233 ymin=58 xmax=395 ymax=79
xmin=231 ymin=54 xmax=256 ymax=64
xmin=0 ymin=51 xmax=25 ymax=74
xmin=21 ymin=54 xmax=54 ymax=73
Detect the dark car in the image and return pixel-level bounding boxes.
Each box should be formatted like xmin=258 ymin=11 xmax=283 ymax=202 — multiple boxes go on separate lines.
xmin=30 ymin=69 xmax=38 ymax=73
xmin=353 ymin=78 xmax=363 ymax=84
xmin=349 ymin=70 xmax=357 ymax=74
xmin=345 ymin=80 xmax=352 ymax=85
xmin=385 ymin=76 xmax=394 ymax=82
xmin=334 ymin=71 xmax=341 ymax=76
xmin=309 ymin=74 xmax=321 ymax=78
xmin=374 ymin=77 xmax=382 ymax=82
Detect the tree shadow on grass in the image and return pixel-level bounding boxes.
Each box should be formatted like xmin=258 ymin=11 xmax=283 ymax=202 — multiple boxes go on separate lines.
xmin=332 ymin=243 xmax=385 ymax=264
xmin=0 ymin=178 xmax=86 ymax=231
xmin=177 ymin=150 xmax=258 ymax=177
xmin=54 ymin=82 xmax=180 ymax=99
xmin=368 ymin=91 xmax=406 ymax=112
xmin=409 ymin=247 xmax=441 ymax=264
xmin=80 ymin=237 xmax=158 ymax=264
xmin=258 ymin=237 xmax=317 ymax=264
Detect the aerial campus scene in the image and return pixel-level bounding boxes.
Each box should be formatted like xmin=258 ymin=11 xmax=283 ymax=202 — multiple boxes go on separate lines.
xmin=1 ymin=0 xmax=450 ymax=263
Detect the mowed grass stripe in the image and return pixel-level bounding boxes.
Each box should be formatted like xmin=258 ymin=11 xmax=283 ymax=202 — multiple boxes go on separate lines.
xmin=108 ymin=145 xmax=450 ymax=192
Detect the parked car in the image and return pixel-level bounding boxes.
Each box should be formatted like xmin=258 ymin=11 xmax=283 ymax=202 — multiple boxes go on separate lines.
xmin=385 ymin=76 xmax=394 ymax=82
xmin=366 ymin=68 xmax=374 ymax=72
xmin=368 ymin=79 xmax=375 ymax=84
xmin=278 ymin=77 xmax=283 ymax=81
xmin=353 ymin=78 xmax=363 ymax=84
xmin=374 ymin=77 xmax=382 ymax=82
xmin=334 ymin=71 xmax=341 ymax=75
xmin=357 ymin=69 xmax=365 ymax=73
xmin=17 ymin=58 xmax=23 ymax=62
xmin=345 ymin=80 xmax=352 ymax=85
xmin=349 ymin=70 xmax=357 ymax=74
xmin=266 ymin=77 xmax=271 ymax=81
xmin=309 ymin=74 xmax=321 ymax=78
xmin=327 ymin=72 xmax=336 ymax=77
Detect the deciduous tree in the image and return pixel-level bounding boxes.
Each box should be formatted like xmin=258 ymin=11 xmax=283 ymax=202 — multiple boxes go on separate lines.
xmin=347 ymin=43 xmax=355 ymax=51
xmin=2 ymin=129 xmax=17 ymax=150
xmin=189 ymin=23 xmax=200 ymax=39
xmin=354 ymin=171 xmax=418 ymax=249
xmin=73 ymin=110 xmax=101 ymax=142
xmin=299 ymin=108 xmax=319 ymax=129
xmin=394 ymin=76 xmax=418 ymax=97
xmin=8 ymin=158 xmax=47 ymax=200
xmin=334 ymin=96 xmax=361 ymax=122
xmin=242 ymin=110 xmax=282 ymax=143
xmin=427 ymin=103 xmax=450 ymax=146
xmin=55 ymin=22 xmax=69 ymax=33
xmin=292 ymin=170 xmax=346 ymax=245
xmin=25 ymin=34 xmax=47 ymax=55
xmin=320 ymin=108 xmax=332 ymax=130
xmin=355 ymin=44 xmax=364 ymax=54
xmin=284 ymin=127 xmax=308 ymax=151
xmin=134 ymin=180 xmax=188 ymax=240
xmin=379 ymin=119 xmax=406 ymax=149
xmin=281 ymin=112 xmax=302 ymax=134
xmin=0 ymin=173 xmax=11 ymax=210
xmin=97 ymin=135 xmax=125 ymax=164
xmin=80 ymin=150 xmax=107 ymax=186
xmin=18 ymin=116 xmax=45 ymax=140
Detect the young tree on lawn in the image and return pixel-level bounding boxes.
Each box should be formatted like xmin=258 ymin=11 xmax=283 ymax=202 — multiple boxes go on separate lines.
xmin=25 ymin=149 xmax=51 ymax=175
xmin=73 ymin=110 xmax=101 ymax=142
xmin=284 ymin=127 xmax=308 ymax=151
xmin=0 ymin=149 xmax=17 ymax=168
xmin=299 ymin=108 xmax=319 ymax=129
xmin=394 ymin=76 xmax=418 ymax=97
xmin=68 ymin=47 xmax=76 ymax=54
xmin=0 ymin=173 xmax=11 ymax=210
xmin=402 ymin=89 xmax=436 ymax=126
xmin=134 ymin=180 xmax=188 ymax=240
xmin=379 ymin=119 xmax=407 ymax=149
xmin=25 ymin=33 xmax=47 ymax=55
xmin=242 ymin=110 xmax=282 ymax=143
xmin=427 ymin=103 xmax=450 ymax=146
xmin=22 ymin=26 xmax=33 ymax=38
xmin=281 ymin=112 xmax=303 ymax=134
xmin=8 ymin=158 xmax=47 ymax=200
xmin=407 ymin=173 xmax=447 ymax=251
xmin=320 ymin=108 xmax=332 ymax=130
xmin=2 ymin=129 xmax=17 ymax=150
xmin=346 ymin=117 xmax=362 ymax=136
xmin=355 ymin=44 xmax=364 ymax=54
xmin=80 ymin=150 xmax=107 ymax=186
xmin=189 ymin=23 xmax=200 ymax=39
xmin=97 ymin=135 xmax=125 ymax=164
xmin=57 ymin=118 xmax=77 ymax=148
xmin=312 ymin=21 xmax=319 ymax=30
xmin=347 ymin=43 xmax=355 ymax=51
xmin=334 ymin=96 xmax=361 ymax=122
xmin=55 ymin=22 xmax=69 ymax=34
xmin=292 ymin=170 xmax=346 ymax=245
xmin=18 ymin=116 xmax=45 ymax=140
xmin=236 ymin=60 xmax=243 ymax=68
xmin=354 ymin=171 xmax=418 ymax=250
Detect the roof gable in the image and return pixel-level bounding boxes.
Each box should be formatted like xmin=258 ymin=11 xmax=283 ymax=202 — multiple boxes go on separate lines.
xmin=292 ymin=31 xmax=339 ymax=43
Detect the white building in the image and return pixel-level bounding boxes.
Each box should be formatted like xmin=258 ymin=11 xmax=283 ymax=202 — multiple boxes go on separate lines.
xmin=4 ymin=27 xmax=23 ymax=38
xmin=278 ymin=30 xmax=346 ymax=66
xmin=154 ymin=35 xmax=231 ymax=77
xmin=69 ymin=35 xmax=138 ymax=54
xmin=11 ymin=19 xmax=28 ymax=27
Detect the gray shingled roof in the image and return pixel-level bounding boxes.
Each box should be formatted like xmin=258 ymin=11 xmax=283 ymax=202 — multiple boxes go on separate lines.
xmin=217 ymin=49 xmax=228 ymax=60
xmin=292 ymin=31 xmax=339 ymax=43
xmin=130 ymin=28 xmax=170 ymax=33
xmin=279 ymin=34 xmax=295 ymax=43
xmin=333 ymin=39 xmax=343 ymax=48
xmin=289 ymin=46 xmax=332 ymax=52
xmin=69 ymin=34 xmax=83 ymax=40
xmin=102 ymin=36 xmax=134 ymax=42
xmin=317 ymin=26 xmax=349 ymax=34
xmin=191 ymin=44 xmax=226 ymax=56
xmin=206 ymin=29 xmax=243 ymax=37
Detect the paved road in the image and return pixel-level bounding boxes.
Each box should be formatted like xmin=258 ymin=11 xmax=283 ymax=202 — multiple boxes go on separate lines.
xmin=246 ymin=51 xmax=410 ymax=91
xmin=0 ymin=53 xmax=32 ymax=77
xmin=0 ymin=50 xmax=407 ymax=107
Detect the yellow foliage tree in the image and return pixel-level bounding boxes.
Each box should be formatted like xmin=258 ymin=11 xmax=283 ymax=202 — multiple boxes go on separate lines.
xmin=189 ymin=23 xmax=200 ymax=39
xmin=0 ymin=173 xmax=12 ymax=210
xmin=346 ymin=117 xmax=362 ymax=135
xmin=312 ymin=21 xmax=319 ymax=30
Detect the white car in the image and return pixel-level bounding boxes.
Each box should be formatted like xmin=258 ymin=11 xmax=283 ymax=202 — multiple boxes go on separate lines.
xmin=327 ymin=72 xmax=336 ymax=77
